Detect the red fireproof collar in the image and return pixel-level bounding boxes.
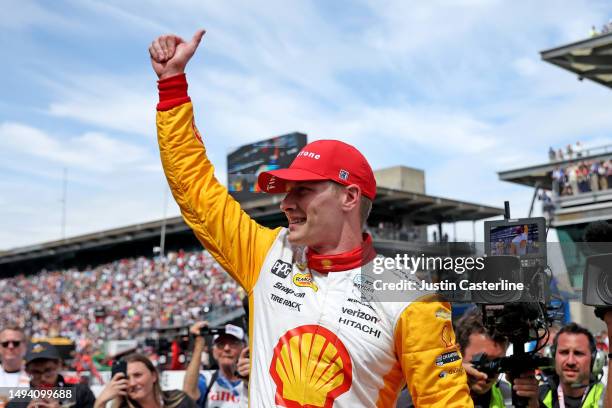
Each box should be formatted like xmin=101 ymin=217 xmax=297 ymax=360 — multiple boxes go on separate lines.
xmin=307 ymin=234 xmax=376 ymax=273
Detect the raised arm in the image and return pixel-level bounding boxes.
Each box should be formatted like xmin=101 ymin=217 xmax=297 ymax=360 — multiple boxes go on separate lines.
xmin=150 ymin=30 xmax=281 ymax=292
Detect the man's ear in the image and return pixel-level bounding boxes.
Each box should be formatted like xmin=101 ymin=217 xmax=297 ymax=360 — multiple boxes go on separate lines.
xmin=341 ymin=185 xmax=361 ymax=212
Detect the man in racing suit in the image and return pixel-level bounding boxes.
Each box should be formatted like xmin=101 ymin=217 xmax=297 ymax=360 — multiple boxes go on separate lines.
xmin=149 ymin=29 xmax=472 ymax=407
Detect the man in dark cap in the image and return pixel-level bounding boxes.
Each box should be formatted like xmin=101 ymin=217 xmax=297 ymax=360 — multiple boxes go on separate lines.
xmin=7 ymin=342 xmax=95 ymax=408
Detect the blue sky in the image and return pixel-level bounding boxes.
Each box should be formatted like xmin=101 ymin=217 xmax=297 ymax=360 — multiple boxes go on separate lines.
xmin=2 ymin=0 xmax=612 ymax=250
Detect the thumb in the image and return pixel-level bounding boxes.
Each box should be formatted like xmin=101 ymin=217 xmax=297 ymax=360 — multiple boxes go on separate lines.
xmin=240 ymin=347 xmax=249 ymax=358
xmin=189 ymin=29 xmax=206 ymax=50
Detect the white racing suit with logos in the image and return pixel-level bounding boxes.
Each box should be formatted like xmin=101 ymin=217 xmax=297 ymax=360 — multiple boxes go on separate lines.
xmin=156 ymin=74 xmax=473 ymax=407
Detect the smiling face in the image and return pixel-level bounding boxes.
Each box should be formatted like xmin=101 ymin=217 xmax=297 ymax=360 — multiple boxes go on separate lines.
xmin=555 ymin=333 xmax=591 ymax=388
xmin=280 ymin=181 xmax=348 ymax=251
xmin=126 ymin=361 xmax=157 ymax=403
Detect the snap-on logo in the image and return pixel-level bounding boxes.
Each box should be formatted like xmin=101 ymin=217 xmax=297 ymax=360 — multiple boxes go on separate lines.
xmin=297 ymin=151 xmax=321 ymax=159
xmin=271 ymin=260 xmax=292 ymax=279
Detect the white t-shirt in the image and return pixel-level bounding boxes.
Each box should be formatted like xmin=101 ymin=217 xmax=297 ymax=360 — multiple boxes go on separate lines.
xmin=0 ymin=365 xmax=29 ymax=388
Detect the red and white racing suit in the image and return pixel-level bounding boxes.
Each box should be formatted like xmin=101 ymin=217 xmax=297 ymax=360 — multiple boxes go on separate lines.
xmin=156 ymin=74 xmax=473 ymax=408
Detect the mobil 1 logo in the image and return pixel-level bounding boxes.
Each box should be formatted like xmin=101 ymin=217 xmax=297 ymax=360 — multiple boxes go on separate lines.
xmin=271 ymin=260 xmax=292 ymax=279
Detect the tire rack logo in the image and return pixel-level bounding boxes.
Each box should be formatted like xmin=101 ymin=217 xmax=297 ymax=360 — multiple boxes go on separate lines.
xmin=270 ymin=325 xmax=352 ymax=408
xmin=272 ymin=260 xmax=292 ymax=279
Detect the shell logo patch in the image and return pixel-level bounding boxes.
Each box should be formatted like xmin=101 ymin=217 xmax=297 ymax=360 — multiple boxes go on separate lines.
xmin=270 ymin=325 xmax=352 ymax=408
xmin=293 ymin=272 xmax=318 ymax=292
xmin=441 ymin=321 xmax=456 ymax=349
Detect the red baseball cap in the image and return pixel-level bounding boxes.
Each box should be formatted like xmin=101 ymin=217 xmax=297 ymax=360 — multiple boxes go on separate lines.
xmin=257 ymin=139 xmax=376 ymax=199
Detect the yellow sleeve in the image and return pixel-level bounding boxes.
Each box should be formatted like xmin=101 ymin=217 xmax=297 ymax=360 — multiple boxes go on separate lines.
xmin=157 ymin=102 xmax=281 ymax=293
xmin=394 ymin=299 xmax=473 ymax=407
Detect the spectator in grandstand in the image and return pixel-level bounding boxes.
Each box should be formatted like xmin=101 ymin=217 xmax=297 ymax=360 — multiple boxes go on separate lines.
xmin=95 ymin=353 xmax=195 ymax=408
xmin=558 ymin=148 xmax=565 ymax=161
xmin=0 ymin=249 xmax=244 ymax=356
xmin=0 ymin=326 xmax=29 ymax=388
xmin=575 ymin=141 xmax=584 ymax=158
xmin=567 ymin=144 xmax=574 ymax=160
xmin=590 ymin=25 xmax=600 ymax=37
xmin=7 ymin=342 xmax=95 ymax=408
xmin=74 ymin=340 xmax=105 ymax=385
xmin=538 ymin=323 xmax=605 ymax=407
xmin=183 ymin=322 xmax=247 ymax=408
xmin=549 ymin=147 xmax=557 ymax=162
xmin=150 ymin=30 xmax=471 ymax=406
xmin=455 ymin=308 xmax=539 ymax=408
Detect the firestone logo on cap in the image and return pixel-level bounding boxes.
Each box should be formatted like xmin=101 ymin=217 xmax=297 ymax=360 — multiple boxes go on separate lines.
xmin=297 ymin=151 xmax=321 ymax=159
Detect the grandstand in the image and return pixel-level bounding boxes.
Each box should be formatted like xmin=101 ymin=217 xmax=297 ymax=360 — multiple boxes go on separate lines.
xmin=496 ymin=30 xmax=612 ymax=332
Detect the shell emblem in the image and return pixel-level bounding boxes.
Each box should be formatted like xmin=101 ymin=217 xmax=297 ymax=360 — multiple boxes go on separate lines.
xmin=270 ymin=325 xmax=352 ymax=408
xmin=293 ymin=272 xmax=318 ymax=292
xmin=441 ymin=321 xmax=456 ymax=348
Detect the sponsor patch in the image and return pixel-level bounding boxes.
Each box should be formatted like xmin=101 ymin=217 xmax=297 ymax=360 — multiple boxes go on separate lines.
xmin=293 ymin=272 xmax=318 ymax=291
xmin=435 ymin=308 xmax=451 ymax=320
xmin=270 ymin=325 xmax=352 ymax=407
xmin=439 ymin=367 xmax=464 ymax=378
xmin=435 ymin=351 xmax=460 ymax=366
xmin=339 ymin=169 xmax=349 ymax=180
xmin=271 ymin=259 xmax=292 ymax=279
xmin=440 ymin=321 xmax=455 ymax=349
xmin=353 ymin=274 xmax=376 ymax=302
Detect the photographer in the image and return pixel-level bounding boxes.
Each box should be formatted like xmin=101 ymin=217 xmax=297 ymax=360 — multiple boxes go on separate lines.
xmin=183 ymin=322 xmax=247 ymax=408
xmin=455 ymin=308 xmax=540 ymax=408
xmin=538 ymin=323 xmax=605 ymax=408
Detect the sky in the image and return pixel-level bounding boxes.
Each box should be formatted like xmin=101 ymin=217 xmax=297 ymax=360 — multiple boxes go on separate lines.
xmin=2 ymin=0 xmax=612 ymax=251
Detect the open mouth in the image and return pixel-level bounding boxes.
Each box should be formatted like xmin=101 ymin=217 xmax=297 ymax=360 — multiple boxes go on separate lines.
xmin=289 ymin=217 xmax=306 ymax=226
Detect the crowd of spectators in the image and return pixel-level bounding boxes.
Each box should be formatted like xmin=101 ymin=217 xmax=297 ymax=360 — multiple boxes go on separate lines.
xmin=590 ymin=20 xmax=612 ymax=37
xmin=548 ymin=141 xmax=585 ymax=162
xmin=0 ymin=250 xmax=244 ymax=359
xmin=552 ymin=159 xmax=612 ymax=196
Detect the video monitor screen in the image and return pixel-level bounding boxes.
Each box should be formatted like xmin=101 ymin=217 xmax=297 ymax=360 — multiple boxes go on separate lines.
xmin=489 ymin=223 xmax=541 ymax=257
xmin=227 ymin=132 xmax=307 ymax=203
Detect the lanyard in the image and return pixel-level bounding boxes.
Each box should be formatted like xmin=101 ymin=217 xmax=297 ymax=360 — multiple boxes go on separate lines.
xmin=557 ymin=384 xmax=588 ymax=408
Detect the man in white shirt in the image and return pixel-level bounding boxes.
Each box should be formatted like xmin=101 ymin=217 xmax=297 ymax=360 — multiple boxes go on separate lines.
xmin=0 ymin=326 xmax=29 ymax=388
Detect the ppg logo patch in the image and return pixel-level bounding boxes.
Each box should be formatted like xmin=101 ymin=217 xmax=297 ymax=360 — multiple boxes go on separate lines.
xmin=339 ymin=169 xmax=349 ymax=181
xmin=271 ymin=260 xmax=292 ymax=279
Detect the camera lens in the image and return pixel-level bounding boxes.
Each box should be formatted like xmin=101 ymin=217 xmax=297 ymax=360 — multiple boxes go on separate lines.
xmin=597 ymin=272 xmax=612 ymax=305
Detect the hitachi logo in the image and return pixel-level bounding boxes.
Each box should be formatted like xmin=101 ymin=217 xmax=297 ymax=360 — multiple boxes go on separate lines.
xmin=297 ymin=151 xmax=320 ymax=159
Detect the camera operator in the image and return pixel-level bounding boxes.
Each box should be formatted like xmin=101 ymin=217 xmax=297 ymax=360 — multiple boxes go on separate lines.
xmin=455 ymin=308 xmax=540 ymax=407
xmin=538 ymin=323 xmax=605 ymax=408
xmin=183 ymin=322 xmax=247 ymax=408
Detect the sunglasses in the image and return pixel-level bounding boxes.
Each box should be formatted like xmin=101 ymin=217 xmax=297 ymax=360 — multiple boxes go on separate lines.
xmin=0 ymin=341 xmax=22 ymax=348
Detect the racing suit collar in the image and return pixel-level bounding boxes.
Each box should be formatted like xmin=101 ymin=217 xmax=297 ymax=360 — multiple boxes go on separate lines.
xmin=307 ymin=233 xmax=376 ymax=273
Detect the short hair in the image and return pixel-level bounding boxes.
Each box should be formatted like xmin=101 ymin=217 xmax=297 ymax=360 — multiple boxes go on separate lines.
xmin=454 ymin=308 xmax=508 ymax=354
xmin=552 ymin=322 xmax=596 ymax=365
xmin=330 ymin=182 xmax=372 ymax=228
xmin=0 ymin=326 xmax=26 ymax=341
